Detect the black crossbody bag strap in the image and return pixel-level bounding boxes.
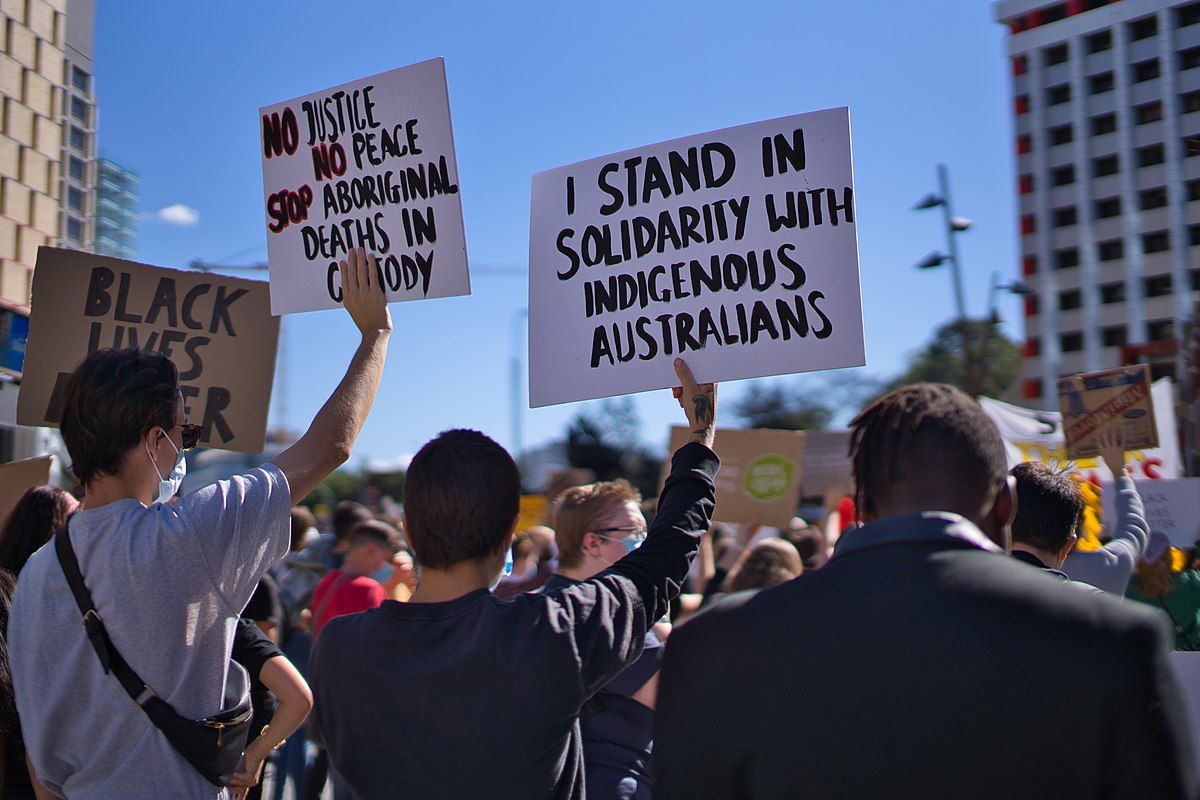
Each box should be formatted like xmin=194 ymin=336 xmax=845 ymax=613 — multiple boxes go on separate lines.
xmin=1156 ymin=597 xmax=1200 ymax=652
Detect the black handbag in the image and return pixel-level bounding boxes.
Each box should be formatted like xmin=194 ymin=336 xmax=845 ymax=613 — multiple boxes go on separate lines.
xmin=55 ymin=528 xmax=253 ymax=787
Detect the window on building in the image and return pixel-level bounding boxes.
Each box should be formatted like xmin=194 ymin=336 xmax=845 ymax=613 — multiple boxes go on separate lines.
xmin=1183 ymin=90 xmax=1200 ymax=113
xmin=1025 ymin=337 xmax=1042 ymax=357
xmin=1059 ymin=290 xmax=1082 ymax=310
xmin=1094 ymin=154 xmax=1119 ymax=176
xmin=1133 ymin=60 xmax=1161 ymax=83
xmin=71 ymin=66 xmax=90 ymax=94
xmin=70 ymin=96 xmax=87 ymax=124
xmin=1101 ymin=281 xmax=1126 ymax=303
xmin=1091 ymin=113 xmax=1117 ymax=135
xmin=1049 ymin=124 xmax=1073 ymax=145
xmin=1144 ymin=274 xmax=1173 ymax=296
xmin=1044 ymin=43 xmax=1069 ymax=66
xmin=1193 ymin=269 xmax=1200 ymax=290
xmin=1053 ymin=207 xmax=1078 ymax=227
xmin=67 ymin=187 xmax=83 ymax=212
xmin=1098 ymin=239 xmax=1125 ymax=261
xmin=65 ymin=216 xmax=82 ymax=243
xmin=1191 ymin=223 xmax=1200 ymax=245
xmin=1047 ymin=84 xmax=1072 ymax=105
xmin=1089 ymin=72 xmax=1114 ymax=94
xmin=69 ymin=126 xmax=86 ymax=153
xmin=1129 ymin=16 xmax=1158 ymax=40
xmin=1182 ymin=46 xmax=1200 ymax=71
xmin=1102 ymin=325 xmax=1127 ymax=347
xmin=1055 ymin=248 xmax=1080 ymax=270
xmin=1013 ymin=54 xmax=1028 ymax=75
xmin=1060 ymin=332 xmax=1084 ymax=352
xmin=1178 ymin=2 xmax=1200 ymax=28
xmin=1186 ymin=136 xmax=1200 ymax=156
xmin=1143 ymin=230 xmax=1170 ymax=252
xmin=1087 ymin=30 xmax=1112 ymax=53
xmin=1095 ymin=196 xmax=1121 ymax=218
xmin=1135 ymin=101 xmax=1163 ymax=124
xmin=1140 ymin=187 xmax=1168 ymax=210
xmin=1138 ymin=144 xmax=1165 ymax=167
xmin=1189 ymin=179 xmax=1200 ymax=201
xmin=1148 ymin=319 xmax=1175 ymax=341
xmin=68 ymin=156 xmax=84 ymax=182
xmin=1051 ymin=165 xmax=1075 ymax=186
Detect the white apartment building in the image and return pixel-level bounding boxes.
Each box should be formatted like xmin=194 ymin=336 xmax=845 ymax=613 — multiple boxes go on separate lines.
xmin=995 ymin=0 xmax=1200 ymax=406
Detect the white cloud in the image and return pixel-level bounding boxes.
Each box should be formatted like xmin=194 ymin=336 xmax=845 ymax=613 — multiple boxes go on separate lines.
xmin=156 ymin=203 xmax=200 ymax=226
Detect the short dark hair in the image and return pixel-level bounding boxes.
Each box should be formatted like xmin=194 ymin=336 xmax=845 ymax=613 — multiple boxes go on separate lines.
xmin=849 ymin=383 xmax=1007 ymax=520
xmin=404 ymin=429 xmax=520 ymax=570
xmin=290 ymin=506 xmax=316 ymax=551
xmin=332 ymin=502 xmax=372 ymax=540
xmin=61 ymin=349 xmax=179 ymax=488
xmin=0 ymin=485 xmax=77 ymax=575
xmin=1010 ymin=461 xmax=1084 ymax=553
xmin=724 ymin=539 xmax=802 ymax=593
xmin=347 ymin=520 xmax=403 ymax=554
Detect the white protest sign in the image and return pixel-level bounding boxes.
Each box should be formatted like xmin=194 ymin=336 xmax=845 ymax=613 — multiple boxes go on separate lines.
xmin=1100 ymin=478 xmax=1200 ymax=548
xmin=260 ymin=58 xmax=469 ymax=315
xmin=979 ymin=379 xmax=1181 ymax=480
xmin=528 ymin=108 xmax=864 ymax=407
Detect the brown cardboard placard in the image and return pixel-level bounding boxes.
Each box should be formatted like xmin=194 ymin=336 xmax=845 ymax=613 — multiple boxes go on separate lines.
xmin=17 ymin=248 xmax=279 ymax=453
xmin=664 ymin=426 xmax=805 ymax=528
xmin=0 ymin=456 xmax=52 ymax=524
xmin=1056 ymin=364 xmax=1158 ymax=460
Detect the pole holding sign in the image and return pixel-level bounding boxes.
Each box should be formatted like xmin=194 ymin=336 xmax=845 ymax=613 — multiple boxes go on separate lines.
xmin=528 ymin=108 xmax=864 ymax=407
xmin=260 ymin=58 xmax=470 ymax=315
xmin=17 ymin=248 xmax=279 ymax=453
xmin=1056 ymin=364 xmax=1158 ymax=460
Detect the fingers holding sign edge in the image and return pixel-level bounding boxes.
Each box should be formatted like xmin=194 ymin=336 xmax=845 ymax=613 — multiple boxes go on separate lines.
xmin=673 ymin=358 xmax=716 ymax=449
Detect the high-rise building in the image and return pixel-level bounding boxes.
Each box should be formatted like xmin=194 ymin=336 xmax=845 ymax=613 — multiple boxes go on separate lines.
xmin=95 ymin=156 xmax=138 ymax=259
xmin=60 ymin=0 xmax=96 ymax=256
xmin=995 ymin=0 xmax=1200 ymax=406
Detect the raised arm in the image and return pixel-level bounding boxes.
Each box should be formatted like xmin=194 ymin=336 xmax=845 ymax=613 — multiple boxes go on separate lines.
xmin=1099 ymin=429 xmax=1149 ymax=569
xmin=274 ymin=248 xmax=392 ymax=503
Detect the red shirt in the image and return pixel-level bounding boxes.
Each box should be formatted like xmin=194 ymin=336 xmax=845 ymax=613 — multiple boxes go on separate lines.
xmin=311 ymin=569 xmax=387 ymax=637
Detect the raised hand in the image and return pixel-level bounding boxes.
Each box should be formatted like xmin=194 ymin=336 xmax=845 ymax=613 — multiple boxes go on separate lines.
xmin=671 ymin=358 xmax=717 ymax=449
xmin=1097 ymin=427 xmax=1127 ymax=480
xmin=339 ymin=247 xmax=393 ymax=336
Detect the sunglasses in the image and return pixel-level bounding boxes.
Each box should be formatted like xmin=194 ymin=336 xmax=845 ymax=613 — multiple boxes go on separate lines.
xmin=180 ymin=424 xmax=203 ymax=451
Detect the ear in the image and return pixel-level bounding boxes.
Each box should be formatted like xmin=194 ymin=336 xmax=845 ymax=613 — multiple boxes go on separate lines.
xmin=984 ymin=475 xmax=1017 ymax=551
xmin=1057 ymin=533 xmax=1078 ymax=567
xmin=503 ymin=515 xmax=518 ymax=553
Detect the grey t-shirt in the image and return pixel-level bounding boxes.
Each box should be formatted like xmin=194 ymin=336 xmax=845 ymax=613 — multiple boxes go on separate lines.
xmin=10 ymin=464 xmax=291 ymax=799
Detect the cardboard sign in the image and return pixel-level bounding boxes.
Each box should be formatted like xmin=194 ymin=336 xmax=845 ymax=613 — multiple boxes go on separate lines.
xmin=979 ymin=378 xmax=1180 ymax=480
xmin=16 ymin=248 xmax=279 ymax=453
xmin=1100 ymin=478 xmax=1200 ymax=548
xmin=528 ymin=108 xmax=864 ymax=407
xmin=260 ymin=58 xmax=470 ymax=315
xmin=1056 ymin=364 xmax=1158 ymax=459
xmin=0 ymin=456 xmax=52 ymax=524
xmin=664 ymin=426 xmax=805 ymax=527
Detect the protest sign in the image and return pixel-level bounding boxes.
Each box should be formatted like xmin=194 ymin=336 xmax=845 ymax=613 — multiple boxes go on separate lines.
xmin=665 ymin=425 xmax=805 ymax=527
xmin=0 ymin=456 xmax=52 ymax=524
xmin=978 ymin=378 xmax=1180 ymax=480
xmin=529 ymin=108 xmax=864 ymax=407
xmin=1056 ymin=364 xmax=1158 ymax=459
xmin=16 ymin=248 xmax=279 ymax=453
xmin=260 ymin=58 xmax=469 ymax=315
xmin=798 ymin=430 xmax=852 ymax=498
xmin=1100 ymin=478 xmax=1200 ymax=548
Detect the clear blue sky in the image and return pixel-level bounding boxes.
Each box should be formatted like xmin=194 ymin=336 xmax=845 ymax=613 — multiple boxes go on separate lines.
xmin=95 ymin=0 xmax=1019 ymax=463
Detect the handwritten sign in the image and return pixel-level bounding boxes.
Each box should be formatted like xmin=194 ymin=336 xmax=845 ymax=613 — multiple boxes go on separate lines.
xmin=979 ymin=378 xmax=1180 ymax=480
xmin=528 ymin=108 xmax=864 ymax=407
xmin=664 ymin=426 xmax=805 ymax=527
xmin=1100 ymin=478 xmax=1200 ymax=548
xmin=260 ymin=58 xmax=470 ymax=315
xmin=1057 ymin=364 xmax=1158 ymax=460
xmin=0 ymin=456 xmax=52 ymax=524
xmin=16 ymin=248 xmax=279 ymax=453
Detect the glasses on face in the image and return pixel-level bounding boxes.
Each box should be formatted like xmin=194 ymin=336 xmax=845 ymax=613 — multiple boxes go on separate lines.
xmin=592 ymin=527 xmax=648 ymax=554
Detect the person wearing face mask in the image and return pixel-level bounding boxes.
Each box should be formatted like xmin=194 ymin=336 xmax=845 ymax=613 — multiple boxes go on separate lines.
xmin=309 ymin=359 xmax=718 ymax=800
xmin=9 ymin=249 xmax=392 ymax=800
xmin=546 ymin=479 xmax=660 ymax=800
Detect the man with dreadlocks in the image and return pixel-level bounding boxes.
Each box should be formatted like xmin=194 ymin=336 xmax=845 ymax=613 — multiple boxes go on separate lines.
xmin=653 ymin=382 xmax=1195 ymax=800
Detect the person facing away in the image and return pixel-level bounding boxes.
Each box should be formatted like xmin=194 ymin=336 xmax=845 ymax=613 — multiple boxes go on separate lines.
xmin=546 ymin=478 xmax=658 ymax=800
xmin=310 ymin=520 xmax=403 ymax=637
xmin=9 ymin=248 xmax=392 ymax=800
xmin=653 ymin=382 xmax=1196 ymax=800
xmin=1127 ymin=532 xmax=1200 ymax=651
xmin=1061 ymin=432 xmax=1150 ymax=595
xmin=0 ymin=485 xmax=78 ymax=577
xmin=310 ymin=359 xmax=719 ymax=800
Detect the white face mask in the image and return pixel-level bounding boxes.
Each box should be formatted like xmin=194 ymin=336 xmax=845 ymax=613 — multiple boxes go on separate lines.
xmin=488 ymin=548 xmax=514 ymax=593
xmin=148 ymin=429 xmax=186 ymax=504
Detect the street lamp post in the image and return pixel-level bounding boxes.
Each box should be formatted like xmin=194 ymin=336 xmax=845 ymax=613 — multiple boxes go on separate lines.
xmin=510 ymin=307 xmax=528 ymax=457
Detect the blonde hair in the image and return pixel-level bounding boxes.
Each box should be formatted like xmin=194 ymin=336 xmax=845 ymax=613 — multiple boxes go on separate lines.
xmin=1133 ymin=555 xmax=1176 ymax=600
xmin=553 ymin=479 xmax=641 ymax=568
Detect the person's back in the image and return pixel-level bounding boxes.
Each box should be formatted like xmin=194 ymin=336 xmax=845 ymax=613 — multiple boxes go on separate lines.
xmin=654 ymin=382 xmax=1196 ymax=800
xmin=312 ymin=360 xmax=718 ymax=799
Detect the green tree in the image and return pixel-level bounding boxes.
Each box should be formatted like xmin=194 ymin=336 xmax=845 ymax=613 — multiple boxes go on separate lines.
xmin=731 ymin=381 xmax=834 ymax=430
xmin=892 ymin=318 xmax=1020 ymax=398
xmin=566 ymin=398 xmax=660 ymax=497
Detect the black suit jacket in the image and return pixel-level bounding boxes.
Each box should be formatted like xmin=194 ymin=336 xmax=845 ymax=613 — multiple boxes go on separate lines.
xmin=654 ymin=513 xmax=1196 ymax=800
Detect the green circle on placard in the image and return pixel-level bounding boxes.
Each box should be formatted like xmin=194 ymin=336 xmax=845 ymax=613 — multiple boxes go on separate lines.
xmin=743 ymin=455 xmax=794 ymax=501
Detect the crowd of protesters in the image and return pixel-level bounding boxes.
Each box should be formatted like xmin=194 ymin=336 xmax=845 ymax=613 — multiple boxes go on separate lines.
xmin=0 ymin=249 xmax=1197 ymax=798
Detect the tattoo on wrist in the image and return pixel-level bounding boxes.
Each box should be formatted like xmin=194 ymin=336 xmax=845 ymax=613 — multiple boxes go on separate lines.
xmin=692 ymin=393 xmax=713 ymax=431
